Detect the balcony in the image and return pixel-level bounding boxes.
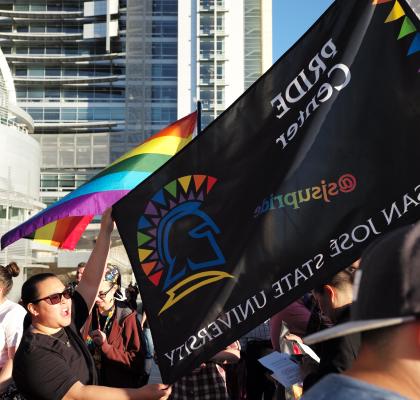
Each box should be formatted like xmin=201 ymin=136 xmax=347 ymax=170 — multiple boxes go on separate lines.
xmin=215 ymin=28 xmax=227 ymax=36
xmin=200 ymin=99 xmax=214 ymax=110
xmin=5 ymin=52 xmax=126 ymax=64
xmin=0 ymin=10 xmax=83 ymax=20
xmin=200 ymin=99 xmax=225 ymax=111
xmin=35 ymin=120 xmax=121 ymax=130
xmin=199 ymin=51 xmax=226 ymax=61
xmin=14 ymin=75 xmax=126 ymax=86
xmin=198 ymin=28 xmax=214 ymax=36
xmin=198 ymin=5 xmax=214 ymax=12
xmin=0 ymin=31 xmax=83 ymax=42
xmin=198 ymin=5 xmax=227 ymax=12
xmin=198 ymin=77 xmax=214 ymax=86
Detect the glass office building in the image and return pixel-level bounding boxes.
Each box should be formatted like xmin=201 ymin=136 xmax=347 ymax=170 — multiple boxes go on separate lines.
xmin=0 ymin=45 xmax=41 ymax=299
xmin=0 ymin=0 xmax=271 ymax=269
xmin=0 ymin=0 xmax=271 ymax=204
xmin=127 ymin=0 xmax=272 ymax=140
xmin=0 ymin=0 xmax=126 ymax=207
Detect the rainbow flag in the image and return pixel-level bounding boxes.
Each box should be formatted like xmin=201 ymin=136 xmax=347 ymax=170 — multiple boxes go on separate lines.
xmin=1 ymin=111 xmax=197 ymax=250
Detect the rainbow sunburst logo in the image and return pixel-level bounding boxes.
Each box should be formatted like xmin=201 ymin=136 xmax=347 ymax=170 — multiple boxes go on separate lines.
xmin=137 ymin=175 xmax=233 ymax=315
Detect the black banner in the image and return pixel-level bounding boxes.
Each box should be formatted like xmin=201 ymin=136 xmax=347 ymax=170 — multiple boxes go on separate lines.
xmin=113 ymin=0 xmax=420 ymax=383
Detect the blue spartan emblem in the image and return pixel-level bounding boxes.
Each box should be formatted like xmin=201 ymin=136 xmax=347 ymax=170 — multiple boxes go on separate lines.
xmin=157 ymin=201 xmax=226 ymax=290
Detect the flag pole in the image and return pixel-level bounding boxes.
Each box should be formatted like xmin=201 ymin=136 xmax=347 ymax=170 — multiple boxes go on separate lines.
xmin=197 ymin=100 xmax=202 ymax=135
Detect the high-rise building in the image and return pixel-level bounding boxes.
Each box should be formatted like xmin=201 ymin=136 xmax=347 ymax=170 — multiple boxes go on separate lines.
xmin=0 ymin=46 xmax=41 ymax=300
xmin=0 ymin=0 xmax=271 ymax=271
xmin=0 ymin=0 xmax=271 ymax=202
xmin=126 ymin=0 xmax=272 ymax=141
xmin=0 ymin=0 xmax=126 ymax=207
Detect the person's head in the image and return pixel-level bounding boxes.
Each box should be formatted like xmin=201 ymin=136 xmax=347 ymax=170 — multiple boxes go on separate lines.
xmin=312 ymin=265 xmax=357 ymax=322
xmin=0 ymin=262 xmax=20 ymax=299
xmin=21 ymin=273 xmax=72 ymax=332
xmin=76 ymin=262 xmax=86 ymax=283
xmin=95 ymin=264 xmax=120 ymax=310
xmin=360 ymin=320 xmax=420 ymax=359
xmin=305 ymin=222 xmax=420 ymax=354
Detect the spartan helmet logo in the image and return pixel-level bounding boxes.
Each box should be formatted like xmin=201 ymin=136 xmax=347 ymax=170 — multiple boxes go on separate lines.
xmin=137 ymin=175 xmax=233 ymax=315
xmin=158 ymin=201 xmax=226 ymax=290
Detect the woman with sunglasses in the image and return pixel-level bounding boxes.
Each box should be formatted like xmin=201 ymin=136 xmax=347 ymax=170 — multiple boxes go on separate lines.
xmin=83 ymin=264 xmax=147 ymax=387
xmin=13 ymin=209 xmax=171 ymax=400
xmin=0 ymin=262 xmax=26 ymax=398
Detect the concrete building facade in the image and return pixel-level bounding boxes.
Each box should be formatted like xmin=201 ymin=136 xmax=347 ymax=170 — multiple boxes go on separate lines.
xmin=0 ymin=46 xmax=41 ymax=300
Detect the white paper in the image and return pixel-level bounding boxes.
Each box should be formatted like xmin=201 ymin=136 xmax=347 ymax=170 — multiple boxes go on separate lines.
xmin=296 ymin=342 xmax=320 ymax=363
xmin=258 ymin=351 xmax=302 ymax=387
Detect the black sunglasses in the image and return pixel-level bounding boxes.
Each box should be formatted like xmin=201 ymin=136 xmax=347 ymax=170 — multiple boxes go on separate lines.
xmin=32 ymin=287 xmax=73 ymax=305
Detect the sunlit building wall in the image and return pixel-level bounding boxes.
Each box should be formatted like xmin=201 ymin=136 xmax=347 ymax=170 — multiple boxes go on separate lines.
xmin=0 ymin=47 xmax=41 ymax=300
xmin=126 ymin=0 xmax=272 ymax=142
xmin=0 ymin=0 xmax=126 ymax=207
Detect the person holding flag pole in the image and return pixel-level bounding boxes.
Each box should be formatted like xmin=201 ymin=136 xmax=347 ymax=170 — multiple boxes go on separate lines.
xmin=12 ymin=209 xmax=171 ymax=400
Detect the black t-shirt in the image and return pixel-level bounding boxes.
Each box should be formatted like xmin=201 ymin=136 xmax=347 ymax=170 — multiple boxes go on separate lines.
xmin=13 ymin=291 xmax=98 ymax=400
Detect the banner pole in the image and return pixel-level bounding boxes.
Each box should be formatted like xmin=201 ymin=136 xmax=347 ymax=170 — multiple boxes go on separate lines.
xmin=197 ymin=100 xmax=202 ymax=135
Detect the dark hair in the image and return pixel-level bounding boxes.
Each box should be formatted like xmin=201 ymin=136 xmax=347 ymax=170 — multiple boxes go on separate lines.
xmin=77 ymin=262 xmax=86 ymax=269
xmin=21 ymin=273 xmax=56 ymax=307
xmin=21 ymin=273 xmax=57 ymax=330
xmin=0 ymin=262 xmax=20 ymax=296
xmin=361 ymin=324 xmax=403 ymax=351
xmin=313 ymin=266 xmax=357 ymax=294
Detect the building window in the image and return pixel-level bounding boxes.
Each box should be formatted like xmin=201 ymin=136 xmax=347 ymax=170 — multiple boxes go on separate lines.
xmin=201 ymin=112 xmax=214 ymax=127
xmin=26 ymin=88 xmax=43 ymax=99
xmin=29 ymin=46 xmax=44 ymax=55
xmin=152 ymin=20 xmax=177 ymax=37
xmin=151 ymin=107 xmax=177 ymax=124
xmin=28 ymin=67 xmax=44 ymax=77
xmin=152 ymin=0 xmax=177 ymax=15
xmin=17 ymin=25 xmax=29 ymax=33
xmin=152 ymin=42 xmax=177 ymax=59
xmin=15 ymin=67 xmax=27 ymax=76
xmin=200 ymin=16 xmax=214 ymax=33
xmin=26 ymin=108 xmax=43 ymax=120
xmin=45 ymin=89 xmax=60 ymax=99
xmin=151 ymin=86 xmax=177 ymax=102
xmin=216 ymin=62 xmax=224 ymax=79
xmin=41 ymin=175 xmax=58 ymax=189
xmin=200 ymin=40 xmax=213 ymax=59
xmin=9 ymin=207 xmax=23 ymax=221
xmin=44 ymin=108 xmax=60 ymax=120
xmin=46 ymin=46 xmax=61 ymax=54
xmin=16 ymin=47 xmax=28 ymax=55
xmin=151 ymin=64 xmax=177 ymax=80
xmin=45 ymin=67 xmax=61 ymax=77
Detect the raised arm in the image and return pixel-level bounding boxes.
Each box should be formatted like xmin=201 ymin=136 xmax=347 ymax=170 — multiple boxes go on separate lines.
xmin=76 ymin=208 xmax=114 ymax=313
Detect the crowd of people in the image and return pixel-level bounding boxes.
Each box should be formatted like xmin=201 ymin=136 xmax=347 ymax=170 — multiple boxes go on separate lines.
xmin=0 ymin=208 xmax=419 ymax=399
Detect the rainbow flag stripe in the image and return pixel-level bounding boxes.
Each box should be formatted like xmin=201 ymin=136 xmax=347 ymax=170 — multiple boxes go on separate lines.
xmin=1 ymin=111 xmax=197 ymax=250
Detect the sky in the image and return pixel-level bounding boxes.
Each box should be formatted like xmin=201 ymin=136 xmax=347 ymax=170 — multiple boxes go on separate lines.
xmin=272 ymin=0 xmax=335 ymax=62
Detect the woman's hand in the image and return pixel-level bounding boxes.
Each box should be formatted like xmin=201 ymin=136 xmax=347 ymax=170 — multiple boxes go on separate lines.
xmin=285 ymin=333 xmax=303 ymax=344
xmin=91 ymin=329 xmax=107 ymax=347
xmin=136 ymin=384 xmax=172 ymax=400
xmin=77 ymin=207 xmax=115 ymax=314
xmin=100 ymin=208 xmax=115 ymax=237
